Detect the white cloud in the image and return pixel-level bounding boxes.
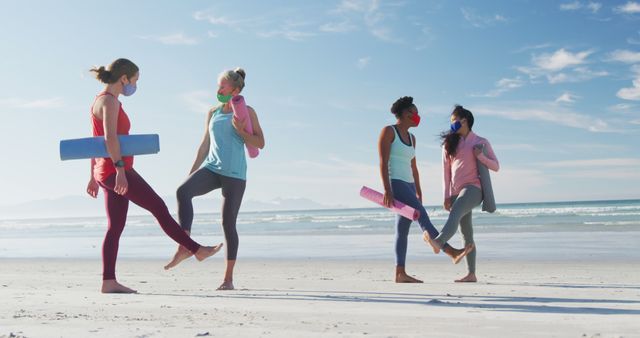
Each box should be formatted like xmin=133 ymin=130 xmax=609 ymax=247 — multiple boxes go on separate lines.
xmin=330 ymin=0 xmax=404 ymax=43
xmin=207 ymin=31 xmax=219 ymax=38
xmin=560 ymin=1 xmax=602 ymax=13
xmin=193 ymin=10 xmax=243 ymax=29
xmin=461 ymin=7 xmax=508 ymax=28
xmin=587 ymin=2 xmax=603 ymax=13
xmin=137 ymin=33 xmax=199 ymax=45
xmin=181 ymin=90 xmax=213 ymax=114
xmin=471 ymin=77 xmax=524 ymax=97
xmin=542 ymin=158 xmax=640 ymax=168
xmin=555 ymin=92 xmax=579 ymax=103
xmin=617 ymin=78 xmax=640 ymax=100
xmin=617 ymin=65 xmax=640 ymax=101
xmin=615 ymin=1 xmax=640 ymax=14
xmin=512 ymin=43 xmax=553 ymax=54
xmin=560 ymin=1 xmax=582 ymax=10
xmin=258 ymin=28 xmax=316 ymax=42
xmin=607 ymin=49 xmax=640 ymax=63
xmin=533 ymin=48 xmax=592 ymax=71
xmin=319 ymin=20 xmax=358 ymax=33
xmin=472 ymin=103 xmax=613 ymax=132
xmin=0 ymin=97 xmax=65 ymax=110
xmin=493 ymin=143 xmax=541 ymax=152
xmin=356 ymin=56 xmax=371 ymax=69
xmin=518 ymin=48 xmax=607 ymax=84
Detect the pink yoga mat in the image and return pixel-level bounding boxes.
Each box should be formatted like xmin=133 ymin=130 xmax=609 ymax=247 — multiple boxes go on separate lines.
xmin=230 ymin=95 xmax=259 ymax=158
xmin=359 ymin=186 xmax=420 ymax=221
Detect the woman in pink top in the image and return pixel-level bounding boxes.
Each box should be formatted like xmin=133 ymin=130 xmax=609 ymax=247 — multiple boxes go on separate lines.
xmin=424 ymin=105 xmax=499 ymax=283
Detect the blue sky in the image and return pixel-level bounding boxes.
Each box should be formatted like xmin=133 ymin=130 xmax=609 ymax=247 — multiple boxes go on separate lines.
xmin=1 ymin=0 xmax=639 ymax=210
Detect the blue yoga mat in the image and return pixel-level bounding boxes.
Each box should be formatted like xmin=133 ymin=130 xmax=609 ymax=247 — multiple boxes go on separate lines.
xmin=60 ymin=134 xmax=160 ymax=160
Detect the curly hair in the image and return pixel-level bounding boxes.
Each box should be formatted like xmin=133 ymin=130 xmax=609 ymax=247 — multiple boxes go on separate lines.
xmin=390 ymin=96 xmax=414 ymax=118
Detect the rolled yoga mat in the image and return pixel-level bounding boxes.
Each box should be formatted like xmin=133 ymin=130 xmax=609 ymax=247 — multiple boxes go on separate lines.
xmin=59 ymin=134 xmax=160 ymax=160
xmin=475 ymin=143 xmax=496 ymax=213
xmin=360 ymin=186 xmax=420 ymax=221
xmin=230 ymin=95 xmax=259 ymax=158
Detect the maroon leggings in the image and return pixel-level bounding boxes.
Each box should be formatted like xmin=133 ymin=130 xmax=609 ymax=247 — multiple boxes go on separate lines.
xmin=98 ymin=170 xmax=201 ymax=280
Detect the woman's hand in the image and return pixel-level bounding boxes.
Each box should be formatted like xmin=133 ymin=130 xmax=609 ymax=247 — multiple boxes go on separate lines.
xmin=444 ymin=197 xmax=452 ymax=211
xmin=232 ymin=117 xmax=249 ymax=138
xmin=473 ymin=144 xmax=484 ymax=157
xmin=86 ymin=178 xmax=99 ymax=198
xmin=114 ymin=170 xmax=128 ymax=195
xmin=383 ymin=190 xmax=394 ymax=208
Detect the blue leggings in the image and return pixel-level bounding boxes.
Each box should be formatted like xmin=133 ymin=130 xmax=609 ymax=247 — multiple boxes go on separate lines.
xmin=392 ymin=179 xmax=445 ymax=266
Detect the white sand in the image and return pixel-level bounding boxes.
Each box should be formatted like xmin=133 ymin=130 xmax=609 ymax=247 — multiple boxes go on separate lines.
xmin=1 ymin=258 xmax=639 ymax=337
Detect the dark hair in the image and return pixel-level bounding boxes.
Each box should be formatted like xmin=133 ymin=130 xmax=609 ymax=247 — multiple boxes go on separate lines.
xmin=390 ymin=96 xmax=415 ymax=118
xmin=440 ymin=105 xmax=474 ymax=157
xmin=90 ymin=58 xmax=139 ymax=84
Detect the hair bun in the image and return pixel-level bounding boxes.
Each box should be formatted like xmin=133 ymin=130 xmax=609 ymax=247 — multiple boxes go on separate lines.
xmin=234 ymin=67 xmax=246 ymax=80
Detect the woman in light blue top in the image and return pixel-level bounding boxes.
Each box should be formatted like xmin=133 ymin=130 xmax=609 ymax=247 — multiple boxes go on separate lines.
xmin=378 ymin=96 xmax=470 ymax=283
xmin=165 ymin=68 xmax=265 ymax=291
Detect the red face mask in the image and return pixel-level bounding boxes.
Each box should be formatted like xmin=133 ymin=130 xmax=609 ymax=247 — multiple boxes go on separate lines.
xmin=410 ymin=113 xmax=421 ymax=127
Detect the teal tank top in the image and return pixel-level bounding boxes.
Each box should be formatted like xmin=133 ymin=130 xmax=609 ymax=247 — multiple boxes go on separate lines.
xmin=204 ymin=106 xmax=247 ymax=180
xmin=388 ymin=125 xmax=415 ymax=183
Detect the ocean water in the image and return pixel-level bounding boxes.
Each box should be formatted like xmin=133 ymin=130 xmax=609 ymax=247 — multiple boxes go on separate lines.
xmin=1 ymin=199 xmax=639 ymax=261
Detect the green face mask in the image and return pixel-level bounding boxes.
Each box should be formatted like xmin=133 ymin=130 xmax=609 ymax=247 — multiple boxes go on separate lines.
xmin=217 ymin=93 xmax=232 ymax=103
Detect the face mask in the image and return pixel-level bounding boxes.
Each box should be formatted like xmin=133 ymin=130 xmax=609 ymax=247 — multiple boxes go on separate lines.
xmin=450 ymin=120 xmax=462 ymax=133
xmin=217 ymin=93 xmax=232 ymax=103
xmin=410 ymin=114 xmax=421 ymax=127
xmin=122 ymin=83 xmax=137 ymax=96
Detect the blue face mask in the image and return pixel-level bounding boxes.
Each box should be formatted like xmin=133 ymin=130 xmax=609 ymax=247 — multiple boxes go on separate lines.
xmin=450 ymin=120 xmax=462 ymax=133
xmin=122 ymin=83 xmax=137 ymax=96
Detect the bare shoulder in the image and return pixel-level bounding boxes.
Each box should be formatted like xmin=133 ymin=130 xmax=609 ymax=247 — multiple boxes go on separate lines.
xmin=247 ymin=105 xmax=258 ymax=117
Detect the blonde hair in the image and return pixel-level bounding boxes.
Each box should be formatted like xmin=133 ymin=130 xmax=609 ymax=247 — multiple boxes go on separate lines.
xmin=90 ymin=58 xmax=139 ymax=84
xmin=218 ymin=67 xmax=246 ymax=91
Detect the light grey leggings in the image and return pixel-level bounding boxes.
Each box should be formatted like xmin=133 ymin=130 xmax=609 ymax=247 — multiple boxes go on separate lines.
xmin=176 ymin=168 xmax=246 ymax=260
xmin=434 ymin=185 xmax=482 ymax=273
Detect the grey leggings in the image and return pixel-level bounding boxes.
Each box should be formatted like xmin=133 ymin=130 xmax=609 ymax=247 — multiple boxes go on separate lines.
xmin=176 ymin=168 xmax=246 ymax=260
xmin=434 ymin=185 xmax=482 ymax=273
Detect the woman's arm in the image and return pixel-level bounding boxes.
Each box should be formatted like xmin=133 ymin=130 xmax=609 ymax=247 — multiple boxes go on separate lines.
xmin=476 ymin=139 xmax=499 ymax=172
xmin=442 ymin=147 xmax=452 ymax=210
xmin=233 ymin=106 xmax=265 ymax=149
xmin=189 ymin=109 xmax=214 ymax=174
xmin=410 ymin=135 xmax=422 ymax=203
xmin=102 ymin=97 xmax=128 ymax=195
xmin=378 ymin=126 xmax=394 ymax=207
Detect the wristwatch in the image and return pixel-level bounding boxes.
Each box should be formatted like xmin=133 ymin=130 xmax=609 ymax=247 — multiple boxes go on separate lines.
xmin=114 ymin=160 xmax=125 ymax=168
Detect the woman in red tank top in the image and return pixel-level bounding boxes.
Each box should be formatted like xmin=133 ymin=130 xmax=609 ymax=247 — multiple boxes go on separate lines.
xmin=85 ymin=58 xmax=222 ymax=293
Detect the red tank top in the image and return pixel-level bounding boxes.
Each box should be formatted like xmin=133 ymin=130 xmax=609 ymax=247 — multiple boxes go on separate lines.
xmin=90 ymin=92 xmax=134 ymax=182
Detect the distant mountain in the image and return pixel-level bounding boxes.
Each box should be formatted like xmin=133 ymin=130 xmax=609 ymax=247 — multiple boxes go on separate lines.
xmin=0 ymin=195 xmax=346 ymax=220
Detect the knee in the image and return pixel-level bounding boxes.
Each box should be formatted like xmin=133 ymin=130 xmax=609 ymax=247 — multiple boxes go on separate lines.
xmin=176 ymin=185 xmax=192 ymax=202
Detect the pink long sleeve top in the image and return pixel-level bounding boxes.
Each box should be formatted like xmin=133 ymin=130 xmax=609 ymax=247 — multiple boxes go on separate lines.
xmin=443 ymin=131 xmax=499 ymax=200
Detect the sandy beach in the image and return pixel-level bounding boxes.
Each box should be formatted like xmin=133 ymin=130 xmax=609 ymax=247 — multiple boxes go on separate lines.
xmin=1 ymin=258 xmax=638 ymax=337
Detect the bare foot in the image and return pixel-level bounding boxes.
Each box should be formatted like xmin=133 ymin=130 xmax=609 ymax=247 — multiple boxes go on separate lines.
xmin=422 ymin=231 xmax=441 ymax=254
xmin=101 ymin=280 xmax=137 ymax=294
xmin=164 ymin=245 xmax=193 ymax=270
xmin=194 ymin=243 xmax=224 ymax=262
xmin=451 ymin=243 xmax=475 ymax=265
xmin=395 ymin=273 xmax=423 ymax=283
xmin=455 ymin=272 xmax=477 ymax=283
xmin=216 ymin=281 xmax=234 ymax=291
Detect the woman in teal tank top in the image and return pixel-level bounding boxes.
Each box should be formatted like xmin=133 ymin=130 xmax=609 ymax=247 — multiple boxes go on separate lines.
xmin=165 ymin=68 xmax=265 ymax=291
xmin=378 ymin=96 xmax=469 ymax=283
